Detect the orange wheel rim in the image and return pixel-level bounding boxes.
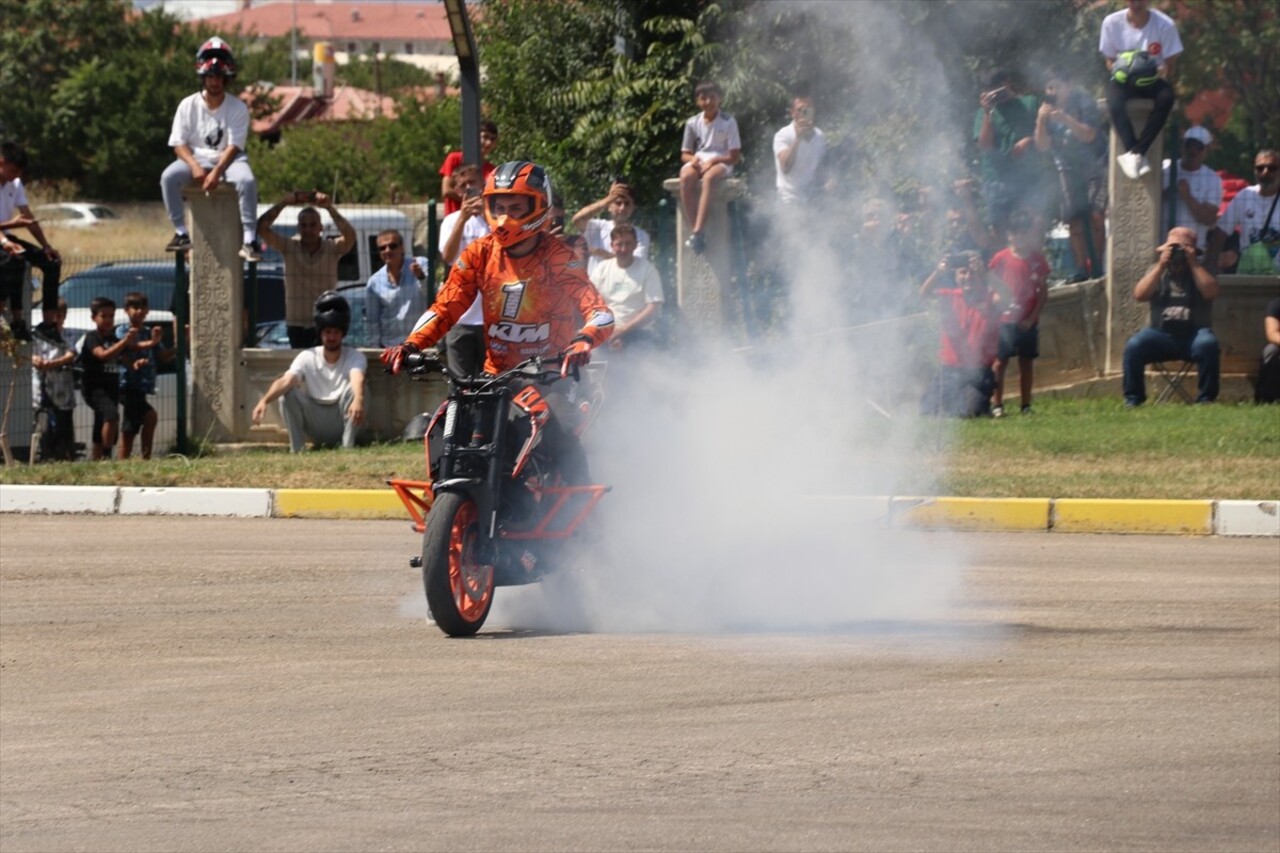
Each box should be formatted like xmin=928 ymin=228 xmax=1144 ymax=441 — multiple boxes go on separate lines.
xmin=448 ymin=500 xmax=493 ymax=622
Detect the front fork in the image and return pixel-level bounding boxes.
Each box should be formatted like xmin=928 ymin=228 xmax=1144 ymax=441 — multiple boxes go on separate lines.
xmin=436 ymin=391 xmax=511 ymax=557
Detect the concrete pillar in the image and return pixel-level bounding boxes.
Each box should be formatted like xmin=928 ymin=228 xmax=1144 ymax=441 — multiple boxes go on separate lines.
xmin=1104 ymin=99 xmax=1163 ymax=373
xmin=662 ymin=177 xmax=746 ymax=341
xmin=183 ymin=183 xmax=244 ymax=443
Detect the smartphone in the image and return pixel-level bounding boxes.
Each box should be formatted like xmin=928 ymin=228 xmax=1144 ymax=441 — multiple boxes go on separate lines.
xmin=465 ymin=186 xmax=480 ymax=199
xmin=798 ymin=106 xmax=814 ymax=121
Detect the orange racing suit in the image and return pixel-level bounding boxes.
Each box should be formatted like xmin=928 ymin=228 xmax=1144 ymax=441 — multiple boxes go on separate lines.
xmin=405 ymin=233 xmax=613 ymax=371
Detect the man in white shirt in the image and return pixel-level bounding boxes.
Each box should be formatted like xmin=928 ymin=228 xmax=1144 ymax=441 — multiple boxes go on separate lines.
xmin=436 ymin=163 xmax=491 ymax=376
xmin=1099 ymin=0 xmax=1182 ymax=180
xmin=1207 ymin=149 xmax=1280 ymax=274
xmin=251 ymin=292 xmax=367 ymax=452
xmin=589 ymin=223 xmax=663 ymax=351
xmin=679 ymin=81 xmax=742 ymax=254
xmin=161 ymin=37 xmax=260 ymax=260
xmin=774 ymin=95 xmax=826 ymax=206
xmin=1161 ymin=126 xmax=1222 ymax=249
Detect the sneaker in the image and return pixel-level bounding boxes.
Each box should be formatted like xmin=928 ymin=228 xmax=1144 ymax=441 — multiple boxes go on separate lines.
xmin=239 ymin=241 xmax=262 ymax=263
xmin=991 ymin=405 xmax=1005 ymax=418
xmin=684 ymin=232 xmax=705 ymax=255
xmin=164 ymin=233 xmax=191 ymax=252
xmin=1020 ymin=404 xmax=1033 ymax=415
xmin=1068 ymin=272 xmax=1089 ymax=283
xmin=1137 ymin=155 xmax=1152 ymax=178
xmin=1116 ymin=152 xmax=1142 ymax=180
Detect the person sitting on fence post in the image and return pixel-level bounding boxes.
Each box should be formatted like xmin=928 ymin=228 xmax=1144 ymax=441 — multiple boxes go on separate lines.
xmin=1122 ymin=226 xmax=1220 ymax=407
xmin=1099 ymin=0 xmax=1181 ymax=181
xmin=257 ymin=190 xmax=357 ymax=349
xmin=160 ymin=37 xmax=260 ymax=262
xmin=251 ymin=292 xmax=366 ymax=453
xmin=0 ymin=140 xmax=62 ymax=340
xmin=679 ymin=80 xmax=742 ymax=256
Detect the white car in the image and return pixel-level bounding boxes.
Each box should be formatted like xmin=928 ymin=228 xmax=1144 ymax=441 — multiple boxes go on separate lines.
xmin=32 ymin=203 xmax=120 ymax=228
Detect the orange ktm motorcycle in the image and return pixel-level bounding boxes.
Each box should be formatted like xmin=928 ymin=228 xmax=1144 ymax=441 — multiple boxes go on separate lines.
xmin=390 ymin=351 xmax=607 ymax=637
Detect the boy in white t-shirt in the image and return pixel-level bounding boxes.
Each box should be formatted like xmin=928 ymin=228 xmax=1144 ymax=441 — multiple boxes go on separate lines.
xmin=1098 ymin=1 xmax=1182 ymax=180
xmin=678 ymin=81 xmax=742 ymax=255
xmin=589 ymin=223 xmax=663 ymax=351
xmin=251 ymin=292 xmax=367 ymax=452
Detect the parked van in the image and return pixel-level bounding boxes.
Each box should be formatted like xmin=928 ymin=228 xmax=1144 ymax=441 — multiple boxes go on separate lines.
xmin=255 ymin=204 xmax=423 ymax=290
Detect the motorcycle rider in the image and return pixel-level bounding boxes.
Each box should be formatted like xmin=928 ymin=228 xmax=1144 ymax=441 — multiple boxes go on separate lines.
xmin=382 ymin=160 xmax=614 ymax=481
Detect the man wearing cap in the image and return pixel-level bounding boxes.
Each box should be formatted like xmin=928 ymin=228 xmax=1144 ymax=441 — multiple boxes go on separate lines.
xmin=1162 ymin=126 xmax=1222 ymax=249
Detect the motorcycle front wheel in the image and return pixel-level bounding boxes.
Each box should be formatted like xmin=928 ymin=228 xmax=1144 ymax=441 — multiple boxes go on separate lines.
xmin=422 ymin=492 xmax=495 ymax=637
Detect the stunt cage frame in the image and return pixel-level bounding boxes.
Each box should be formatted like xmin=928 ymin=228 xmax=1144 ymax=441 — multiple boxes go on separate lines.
xmin=387 ymin=351 xmax=608 ymax=539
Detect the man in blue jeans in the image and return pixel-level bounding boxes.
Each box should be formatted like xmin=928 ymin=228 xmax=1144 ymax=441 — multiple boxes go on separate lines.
xmin=1122 ymin=226 xmax=1220 ymax=406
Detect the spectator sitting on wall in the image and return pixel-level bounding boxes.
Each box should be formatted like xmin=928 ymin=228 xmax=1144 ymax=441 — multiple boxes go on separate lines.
xmin=257 ymin=190 xmax=357 ymax=349
xmin=1256 ymin=297 xmax=1280 ymax=404
xmin=366 ymin=229 xmax=429 ymax=347
xmin=1162 ymin=126 xmax=1222 ymax=252
xmin=439 ymin=121 xmax=498 ymax=217
xmin=571 ymin=179 xmax=652 ymax=279
xmin=1099 ymin=0 xmax=1181 ymax=181
xmin=919 ymin=250 xmax=1007 ymax=418
xmin=252 ymin=292 xmax=366 ymax=452
xmin=679 ymin=80 xmax=742 ymax=256
xmin=161 ymin=37 xmax=260 ymax=262
xmin=1035 ymin=66 xmax=1107 ymax=281
xmin=1206 ymin=149 xmax=1280 ymax=275
xmin=974 ymin=69 xmax=1041 ymax=238
xmin=1122 ymin=226 xmax=1220 ymax=407
xmin=0 ymin=141 xmax=61 ymax=340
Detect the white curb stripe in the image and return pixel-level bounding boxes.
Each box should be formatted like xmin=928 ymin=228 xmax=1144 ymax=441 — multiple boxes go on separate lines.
xmin=118 ymin=487 xmax=273 ymax=518
xmin=0 ymin=485 xmax=119 ymax=514
xmin=1215 ymin=500 xmax=1280 ymax=537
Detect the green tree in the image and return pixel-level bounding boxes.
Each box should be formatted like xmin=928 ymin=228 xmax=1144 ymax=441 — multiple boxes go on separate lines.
xmin=1171 ymin=0 xmax=1279 ymax=176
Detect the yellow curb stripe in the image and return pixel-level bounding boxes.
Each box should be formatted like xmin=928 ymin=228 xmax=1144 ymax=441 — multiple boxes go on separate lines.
xmin=274 ymin=488 xmax=405 ymax=519
xmin=892 ymin=497 xmax=1051 ymax=531
xmin=1052 ymin=499 xmax=1213 ymax=535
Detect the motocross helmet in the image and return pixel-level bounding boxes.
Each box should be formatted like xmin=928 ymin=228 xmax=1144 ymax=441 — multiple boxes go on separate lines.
xmin=482 ymin=160 xmax=552 ymax=248
xmin=313 ymin=291 xmax=351 ymax=335
xmin=196 ymin=36 xmax=236 ymax=79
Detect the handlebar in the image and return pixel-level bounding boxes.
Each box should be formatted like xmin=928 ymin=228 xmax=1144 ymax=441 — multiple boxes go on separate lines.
xmin=404 ymin=350 xmax=572 ymax=388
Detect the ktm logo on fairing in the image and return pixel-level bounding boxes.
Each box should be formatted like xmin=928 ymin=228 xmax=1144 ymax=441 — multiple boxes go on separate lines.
xmin=488 ymin=321 xmax=551 ymax=343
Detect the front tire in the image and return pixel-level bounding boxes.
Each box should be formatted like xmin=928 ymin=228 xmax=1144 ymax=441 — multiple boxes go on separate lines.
xmin=422 ymin=492 xmax=494 ymax=636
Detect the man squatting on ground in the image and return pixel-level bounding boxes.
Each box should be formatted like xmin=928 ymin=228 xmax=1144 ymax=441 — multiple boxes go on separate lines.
xmin=252 ymin=292 xmax=367 ymax=452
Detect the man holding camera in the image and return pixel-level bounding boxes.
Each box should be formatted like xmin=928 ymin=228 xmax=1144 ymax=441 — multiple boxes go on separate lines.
xmin=258 ymin=190 xmax=357 ymax=348
xmin=975 ymin=69 xmax=1040 ymax=238
xmin=1122 ymin=226 xmax=1220 ymax=407
xmin=774 ymin=94 xmax=826 ymax=207
xmin=919 ymin=250 xmax=1010 ymax=418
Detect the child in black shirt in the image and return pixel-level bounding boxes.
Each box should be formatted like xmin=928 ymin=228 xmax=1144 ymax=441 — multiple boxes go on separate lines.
xmin=79 ymin=297 xmax=137 ymax=460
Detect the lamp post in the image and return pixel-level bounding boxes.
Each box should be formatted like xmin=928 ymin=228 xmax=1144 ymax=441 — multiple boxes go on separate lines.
xmin=443 ymin=0 xmax=481 ymax=167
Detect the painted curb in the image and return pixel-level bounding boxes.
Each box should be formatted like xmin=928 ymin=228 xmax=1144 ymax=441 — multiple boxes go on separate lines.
xmin=1052 ymin=499 xmax=1214 ymax=535
xmin=1216 ymin=500 xmax=1280 ymax=537
xmin=1 ymin=487 xmax=1276 ymax=536
xmin=892 ymin=497 xmax=1051 ymax=532
xmin=273 ymin=488 xmax=405 ymax=519
xmin=0 ymin=485 xmax=119 ymax=514
xmin=118 ymin=487 xmax=273 ymax=518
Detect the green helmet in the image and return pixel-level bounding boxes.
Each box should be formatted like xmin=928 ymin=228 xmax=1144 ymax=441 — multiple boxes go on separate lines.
xmin=1112 ymin=50 xmax=1160 ymax=89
